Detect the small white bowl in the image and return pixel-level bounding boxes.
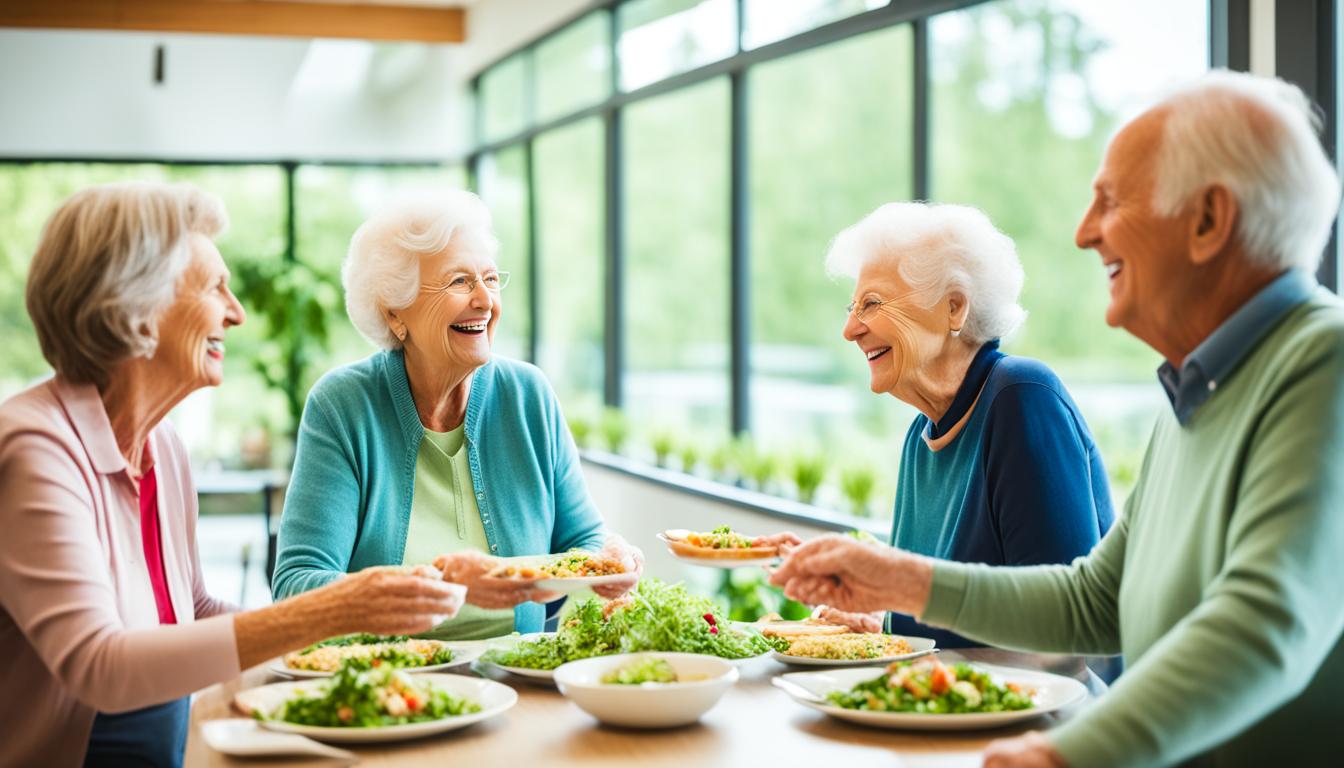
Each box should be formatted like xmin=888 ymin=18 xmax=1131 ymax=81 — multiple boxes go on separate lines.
xmin=553 ymin=652 xmax=738 ymax=728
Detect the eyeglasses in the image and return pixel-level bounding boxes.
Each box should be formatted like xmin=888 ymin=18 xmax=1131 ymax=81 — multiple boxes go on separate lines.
xmin=421 ymin=271 xmax=511 ymax=295
xmin=846 ymin=291 xmax=922 ymax=323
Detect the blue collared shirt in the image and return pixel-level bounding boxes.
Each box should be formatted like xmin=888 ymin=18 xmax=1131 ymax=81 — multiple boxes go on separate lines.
xmin=1158 ymin=269 xmax=1316 ymax=424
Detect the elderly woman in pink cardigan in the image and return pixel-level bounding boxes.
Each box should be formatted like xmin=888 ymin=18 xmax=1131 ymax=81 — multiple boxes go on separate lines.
xmin=0 ymin=182 xmax=468 ymax=767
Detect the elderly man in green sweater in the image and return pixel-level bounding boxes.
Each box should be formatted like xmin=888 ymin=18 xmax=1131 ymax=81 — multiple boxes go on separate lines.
xmin=771 ymin=70 xmax=1344 ymax=768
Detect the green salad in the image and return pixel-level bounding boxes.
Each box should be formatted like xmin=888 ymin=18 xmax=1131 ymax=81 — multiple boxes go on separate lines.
xmin=826 ymin=658 xmax=1035 ymax=714
xmin=601 ymin=657 xmax=677 ymax=685
xmin=481 ymin=578 xmax=786 ymax=670
xmin=262 ymin=660 xmax=480 ymax=727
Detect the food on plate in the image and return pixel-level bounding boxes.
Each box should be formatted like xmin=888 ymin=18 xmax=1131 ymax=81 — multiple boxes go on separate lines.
xmin=601 ymin=657 xmax=678 ymax=685
xmin=486 ymin=550 xmax=627 ymax=580
xmin=825 ymin=657 xmax=1035 ymax=714
xmin=753 ymin=615 xmax=852 ymax=638
xmin=661 ymin=526 xmax=780 ymax=559
xmin=481 ymin=579 xmax=786 ymax=670
xmin=776 ymin=632 xmax=914 ymax=661
xmin=258 ymin=660 xmax=480 ymax=727
xmin=283 ymin=634 xmax=454 ymax=673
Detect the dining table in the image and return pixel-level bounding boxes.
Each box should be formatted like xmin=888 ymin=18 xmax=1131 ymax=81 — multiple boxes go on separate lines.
xmin=185 ymin=647 xmax=1103 ymax=767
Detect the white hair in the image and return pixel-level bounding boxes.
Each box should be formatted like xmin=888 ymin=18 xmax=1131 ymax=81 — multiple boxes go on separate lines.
xmin=1151 ymin=69 xmax=1341 ymax=273
xmin=342 ymin=189 xmax=500 ymax=350
xmin=25 ymin=181 xmax=227 ymax=388
xmin=825 ymin=202 xmax=1026 ymax=344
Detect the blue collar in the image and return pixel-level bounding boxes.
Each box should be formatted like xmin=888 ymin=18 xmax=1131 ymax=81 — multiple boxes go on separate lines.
xmin=1157 ymin=269 xmax=1315 ymax=424
xmin=928 ymin=340 xmax=1004 ymax=439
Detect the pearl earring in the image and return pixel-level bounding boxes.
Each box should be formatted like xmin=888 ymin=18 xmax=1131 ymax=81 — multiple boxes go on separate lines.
xmin=951 ymin=328 xmax=961 ymax=337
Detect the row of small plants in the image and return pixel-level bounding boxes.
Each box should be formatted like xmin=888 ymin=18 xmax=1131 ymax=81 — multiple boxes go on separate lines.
xmin=568 ymin=408 xmax=880 ymax=518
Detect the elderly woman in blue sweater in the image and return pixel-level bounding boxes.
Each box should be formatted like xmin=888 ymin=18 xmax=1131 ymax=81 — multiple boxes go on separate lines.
xmin=818 ymin=202 xmax=1114 ymax=652
xmin=273 ymin=190 xmax=640 ymax=638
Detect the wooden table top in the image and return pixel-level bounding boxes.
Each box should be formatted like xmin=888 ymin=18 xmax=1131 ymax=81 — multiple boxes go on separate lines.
xmin=186 ymin=649 xmax=1097 ymax=768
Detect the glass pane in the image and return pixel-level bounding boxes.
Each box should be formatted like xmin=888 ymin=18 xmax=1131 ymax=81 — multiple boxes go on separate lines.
xmin=533 ymin=119 xmax=606 ymax=410
xmin=0 ymin=163 xmax=288 ymax=466
xmin=480 ymin=54 xmax=529 ymax=143
xmin=535 ymin=11 xmax=612 ymax=122
xmin=744 ymin=0 xmax=889 ymax=49
xmin=476 ymin=147 xmax=532 ymax=361
xmin=748 ymin=25 xmax=914 ymax=511
xmin=623 ymin=79 xmax=731 ymax=444
xmin=618 ymin=0 xmax=737 ymax=91
xmin=930 ymin=0 xmax=1208 ymax=498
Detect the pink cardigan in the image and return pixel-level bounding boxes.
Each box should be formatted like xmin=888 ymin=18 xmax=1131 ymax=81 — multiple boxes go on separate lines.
xmin=0 ymin=377 xmax=240 ymax=767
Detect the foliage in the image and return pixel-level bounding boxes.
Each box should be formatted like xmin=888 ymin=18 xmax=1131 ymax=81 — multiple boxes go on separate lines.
xmin=717 ymin=569 xmax=811 ymax=623
xmin=677 ymin=441 xmax=700 ymax=474
xmin=600 ymin=407 xmax=630 ymax=454
xmin=568 ymin=415 xmax=594 ymax=449
xmin=840 ymin=465 xmax=878 ymax=517
xmin=789 ymin=452 xmax=828 ymax=505
xmin=649 ymin=429 xmax=678 ymax=468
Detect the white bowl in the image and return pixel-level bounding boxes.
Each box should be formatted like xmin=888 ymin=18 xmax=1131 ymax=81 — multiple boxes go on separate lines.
xmin=553 ymin=652 xmax=738 ymax=728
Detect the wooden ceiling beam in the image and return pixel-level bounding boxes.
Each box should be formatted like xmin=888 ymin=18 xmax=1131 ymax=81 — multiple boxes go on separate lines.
xmin=0 ymin=1 xmax=466 ymax=43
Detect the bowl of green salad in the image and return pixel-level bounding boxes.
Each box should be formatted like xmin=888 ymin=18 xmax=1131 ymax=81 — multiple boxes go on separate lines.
xmin=554 ymin=652 xmax=738 ymax=728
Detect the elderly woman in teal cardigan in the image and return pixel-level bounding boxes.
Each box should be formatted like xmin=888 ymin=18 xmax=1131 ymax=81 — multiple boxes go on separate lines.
xmin=273 ymin=190 xmax=641 ymax=638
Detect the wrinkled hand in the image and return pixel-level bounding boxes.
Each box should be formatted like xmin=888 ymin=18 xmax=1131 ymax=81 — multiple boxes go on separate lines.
xmin=982 ymin=732 xmax=1068 ymax=768
xmin=592 ymin=533 xmax=642 ymax=600
xmin=815 ymin=606 xmax=884 ymax=633
xmin=434 ymin=551 xmax=561 ymax=609
xmin=323 ymin=565 xmax=467 ymax=636
xmin=768 ymin=534 xmax=932 ymax=615
xmin=754 ymin=531 xmax=804 ymax=556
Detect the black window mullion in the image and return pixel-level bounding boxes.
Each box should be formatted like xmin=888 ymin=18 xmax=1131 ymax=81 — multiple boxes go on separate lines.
xmin=525 ymin=140 xmax=540 ymax=364
xmin=730 ymin=68 xmax=749 ymax=436
xmin=913 ymin=17 xmax=930 ymax=201
xmin=1209 ymin=0 xmax=1251 ymax=70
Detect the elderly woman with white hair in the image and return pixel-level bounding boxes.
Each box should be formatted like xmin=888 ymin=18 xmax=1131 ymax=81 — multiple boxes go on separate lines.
xmin=0 ymin=182 xmax=466 ymax=767
xmin=272 ymin=190 xmax=641 ymax=638
xmin=813 ymin=202 xmax=1114 ymax=652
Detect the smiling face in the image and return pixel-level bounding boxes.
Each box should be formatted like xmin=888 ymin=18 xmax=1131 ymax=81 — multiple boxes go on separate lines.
xmin=389 ymin=230 xmax=502 ymax=373
xmin=154 ymin=233 xmax=246 ymax=390
xmin=1075 ymin=108 xmax=1193 ymax=343
xmin=842 ymin=261 xmax=956 ymax=396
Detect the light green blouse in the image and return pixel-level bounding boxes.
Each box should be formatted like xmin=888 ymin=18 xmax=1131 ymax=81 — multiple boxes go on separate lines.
xmin=402 ymin=425 xmax=514 ymax=639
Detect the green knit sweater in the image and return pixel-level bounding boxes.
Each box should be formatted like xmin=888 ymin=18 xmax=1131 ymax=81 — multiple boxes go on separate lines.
xmin=922 ymin=292 xmax=1344 ymax=767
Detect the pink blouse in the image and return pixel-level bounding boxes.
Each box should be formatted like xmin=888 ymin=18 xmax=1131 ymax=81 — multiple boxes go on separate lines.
xmin=0 ymin=377 xmax=240 ymax=767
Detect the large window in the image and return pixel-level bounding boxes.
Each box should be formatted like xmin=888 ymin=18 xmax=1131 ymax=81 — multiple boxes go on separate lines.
xmin=534 ymin=119 xmax=606 ymax=410
xmin=622 ymin=79 xmax=732 ymax=438
xmin=930 ymin=0 xmax=1208 ymax=491
xmin=470 ymin=0 xmax=1223 ymax=519
xmin=749 ymin=25 xmax=915 ymax=474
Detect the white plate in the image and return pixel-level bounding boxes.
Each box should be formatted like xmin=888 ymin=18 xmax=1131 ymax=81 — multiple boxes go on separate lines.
xmin=489 ymin=555 xmax=635 ymax=594
xmin=270 ymin=642 xmax=484 ymax=679
xmin=770 ymin=635 xmax=938 ymax=667
xmin=657 ymin=532 xmax=781 ymax=569
xmin=774 ymin=663 xmax=1087 ymax=730
xmin=201 ymin=719 xmax=355 ymax=759
xmin=234 ymin=673 xmax=517 ymax=744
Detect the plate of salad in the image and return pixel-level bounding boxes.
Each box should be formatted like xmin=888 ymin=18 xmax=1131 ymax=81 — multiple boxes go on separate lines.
xmin=773 ymin=657 xmax=1086 ymax=730
xmin=236 ymin=661 xmax=517 ymax=743
xmin=658 ymin=526 xmax=782 ymax=567
xmin=479 ymin=579 xmax=786 ymax=681
xmin=484 ymin=551 xmax=634 ymax=593
xmin=271 ymin=634 xmax=481 ymax=679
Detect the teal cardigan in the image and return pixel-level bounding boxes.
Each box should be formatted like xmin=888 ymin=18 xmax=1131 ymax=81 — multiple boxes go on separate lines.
xmin=272 ymin=350 xmax=606 ymax=632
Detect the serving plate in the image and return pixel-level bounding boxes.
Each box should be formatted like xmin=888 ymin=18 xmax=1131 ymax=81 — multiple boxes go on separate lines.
xmin=657 ymin=531 xmax=781 ymax=568
xmin=770 ymin=635 xmax=938 ymax=667
xmin=773 ymin=663 xmax=1086 ymax=730
xmin=234 ymin=673 xmax=517 ymax=743
xmin=270 ymin=642 xmax=484 ymax=679
xmin=486 ymin=555 xmax=635 ymax=594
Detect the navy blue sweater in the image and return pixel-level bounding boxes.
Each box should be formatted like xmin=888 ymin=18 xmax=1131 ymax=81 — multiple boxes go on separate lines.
xmin=885 ymin=344 xmax=1115 ymax=648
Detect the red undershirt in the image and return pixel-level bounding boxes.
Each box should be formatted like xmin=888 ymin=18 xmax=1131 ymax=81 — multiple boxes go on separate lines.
xmin=137 ymin=467 xmax=177 ymax=625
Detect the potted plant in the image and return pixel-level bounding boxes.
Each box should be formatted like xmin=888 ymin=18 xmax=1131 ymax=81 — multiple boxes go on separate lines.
xmin=789 ymin=452 xmax=827 ymax=505
xmin=649 ymin=430 xmax=677 ymax=468
xmin=840 ymin=465 xmax=877 ymax=517
xmin=568 ymin=416 xmax=594 ymax=449
xmin=707 ymin=440 xmax=736 ymax=483
xmin=678 ymin=441 xmax=700 ymax=475
xmin=600 ymin=408 xmax=629 ymax=454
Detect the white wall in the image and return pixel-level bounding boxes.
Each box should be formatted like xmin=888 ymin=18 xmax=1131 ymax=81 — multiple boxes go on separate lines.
xmin=461 ymin=0 xmax=592 ymax=78
xmin=0 ymin=28 xmax=470 ymax=161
